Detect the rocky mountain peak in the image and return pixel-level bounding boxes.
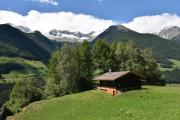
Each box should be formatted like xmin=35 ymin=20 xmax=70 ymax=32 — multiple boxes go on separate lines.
xmin=158 ymin=26 xmax=180 ymax=40
xmin=48 ymin=29 xmax=96 ymax=42
xmin=105 ymin=25 xmax=130 ymax=33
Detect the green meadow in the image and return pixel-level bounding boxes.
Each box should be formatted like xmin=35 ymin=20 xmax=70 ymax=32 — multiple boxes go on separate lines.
xmin=0 ymin=57 xmax=47 ymax=83
xmin=8 ymin=86 xmax=180 ymax=120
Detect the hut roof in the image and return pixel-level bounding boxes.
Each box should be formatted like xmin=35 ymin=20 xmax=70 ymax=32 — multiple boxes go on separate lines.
xmin=93 ymin=71 xmax=144 ymax=81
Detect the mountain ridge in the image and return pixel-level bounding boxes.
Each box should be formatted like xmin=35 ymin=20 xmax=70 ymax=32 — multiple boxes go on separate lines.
xmin=0 ymin=24 xmax=55 ymax=61
xmin=47 ymin=29 xmax=96 ymax=43
xmin=8 ymin=23 xmax=97 ymax=43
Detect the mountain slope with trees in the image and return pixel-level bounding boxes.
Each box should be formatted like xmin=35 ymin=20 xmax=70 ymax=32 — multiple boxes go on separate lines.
xmin=0 ymin=24 xmax=55 ymax=61
xmin=94 ymin=25 xmax=180 ymax=66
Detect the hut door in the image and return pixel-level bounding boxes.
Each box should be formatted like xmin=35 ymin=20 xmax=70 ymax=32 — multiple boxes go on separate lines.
xmin=113 ymin=90 xmax=116 ymax=96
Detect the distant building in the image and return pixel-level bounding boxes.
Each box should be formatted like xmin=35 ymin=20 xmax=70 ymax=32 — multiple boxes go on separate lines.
xmin=93 ymin=71 xmax=144 ymax=96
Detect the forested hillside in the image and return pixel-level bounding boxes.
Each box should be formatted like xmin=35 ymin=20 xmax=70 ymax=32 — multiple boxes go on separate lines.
xmin=0 ymin=24 xmax=55 ymax=61
xmin=94 ymin=25 xmax=180 ymax=66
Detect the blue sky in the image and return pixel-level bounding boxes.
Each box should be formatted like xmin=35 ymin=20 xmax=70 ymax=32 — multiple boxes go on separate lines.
xmin=0 ymin=0 xmax=180 ymax=34
xmin=1 ymin=0 xmax=180 ymax=22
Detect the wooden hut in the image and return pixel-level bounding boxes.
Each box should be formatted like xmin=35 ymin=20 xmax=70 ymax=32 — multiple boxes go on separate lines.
xmin=93 ymin=71 xmax=144 ymax=96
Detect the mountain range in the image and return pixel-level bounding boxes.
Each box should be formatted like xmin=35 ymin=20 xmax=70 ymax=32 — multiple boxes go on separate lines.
xmin=11 ymin=24 xmax=96 ymax=43
xmin=14 ymin=23 xmax=180 ymax=43
xmin=1 ymin=23 xmax=180 ymax=65
xmin=47 ymin=29 xmax=95 ymax=43
xmin=0 ymin=23 xmax=180 ymax=83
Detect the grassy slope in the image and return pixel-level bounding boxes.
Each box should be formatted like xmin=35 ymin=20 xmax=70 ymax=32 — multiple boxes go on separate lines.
xmin=0 ymin=57 xmax=47 ymax=83
xmin=170 ymin=59 xmax=180 ymax=68
xmin=8 ymin=86 xmax=180 ymax=120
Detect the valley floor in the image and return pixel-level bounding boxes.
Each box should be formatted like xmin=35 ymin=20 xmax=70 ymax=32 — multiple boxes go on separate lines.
xmin=8 ymin=86 xmax=180 ymax=120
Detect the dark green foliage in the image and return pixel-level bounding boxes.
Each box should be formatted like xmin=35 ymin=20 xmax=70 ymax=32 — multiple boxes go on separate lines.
xmin=164 ymin=69 xmax=180 ymax=83
xmin=110 ymin=41 xmax=119 ymax=71
xmin=46 ymin=41 xmax=93 ymax=97
xmin=0 ymin=105 xmax=13 ymax=120
xmin=46 ymin=44 xmax=79 ymax=97
xmin=54 ymin=44 xmax=79 ymax=94
xmin=46 ymin=50 xmax=60 ymax=96
xmin=115 ymin=41 xmax=145 ymax=72
xmin=0 ymin=83 xmax=14 ymax=120
xmin=76 ymin=41 xmax=93 ymax=91
xmin=5 ymin=78 xmax=42 ymax=113
xmin=0 ymin=24 xmax=55 ymax=61
xmin=93 ymin=40 xmax=115 ymax=73
xmin=143 ymin=59 xmax=164 ymax=85
xmin=0 ymin=83 xmax=14 ymax=107
xmin=0 ymin=63 xmax=25 ymax=74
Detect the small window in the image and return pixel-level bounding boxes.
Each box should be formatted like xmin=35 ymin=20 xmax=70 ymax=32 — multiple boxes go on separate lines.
xmin=100 ymin=88 xmax=107 ymax=91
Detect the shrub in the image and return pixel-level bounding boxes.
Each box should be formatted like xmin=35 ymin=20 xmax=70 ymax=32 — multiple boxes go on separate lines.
xmin=5 ymin=78 xmax=43 ymax=113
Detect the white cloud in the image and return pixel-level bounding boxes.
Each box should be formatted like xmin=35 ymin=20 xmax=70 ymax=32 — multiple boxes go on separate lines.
xmin=0 ymin=10 xmax=115 ymax=35
xmin=123 ymin=13 xmax=180 ymax=33
xmin=32 ymin=0 xmax=58 ymax=6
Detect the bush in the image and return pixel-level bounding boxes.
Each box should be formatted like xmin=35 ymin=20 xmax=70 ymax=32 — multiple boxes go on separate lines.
xmin=5 ymin=78 xmax=43 ymax=113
